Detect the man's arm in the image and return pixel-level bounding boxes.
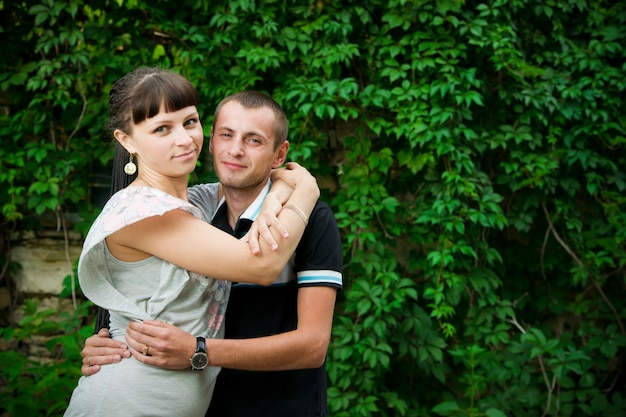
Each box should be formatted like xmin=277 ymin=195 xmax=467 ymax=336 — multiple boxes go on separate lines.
xmin=123 ymin=286 xmax=336 ymax=370
xmin=209 ymin=286 xmax=336 ymax=370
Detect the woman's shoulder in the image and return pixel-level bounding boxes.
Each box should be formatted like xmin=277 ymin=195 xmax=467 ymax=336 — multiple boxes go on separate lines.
xmin=109 ymin=186 xmax=195 ymax=210
xmin=95 ymin=186 xmax=202 ymax=234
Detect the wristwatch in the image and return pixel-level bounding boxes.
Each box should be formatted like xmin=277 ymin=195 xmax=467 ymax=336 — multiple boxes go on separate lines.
xmin=190 ymin=336 xmax=209 ymax=371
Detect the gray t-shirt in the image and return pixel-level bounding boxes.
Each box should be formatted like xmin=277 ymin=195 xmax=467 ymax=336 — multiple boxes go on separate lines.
xmin=65 ymin=185 xmax=226 ymax=417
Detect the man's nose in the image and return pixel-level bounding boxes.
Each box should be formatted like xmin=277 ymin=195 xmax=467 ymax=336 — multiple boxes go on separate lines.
xmin=228 ymin=139 xmax=245 ymax=156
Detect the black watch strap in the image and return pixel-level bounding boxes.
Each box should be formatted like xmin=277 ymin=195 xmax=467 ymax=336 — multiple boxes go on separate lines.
xmin=196 ymin=336 xmax=207 ymax=353
xmin=190 ymin=336 xmax=209 ymax=370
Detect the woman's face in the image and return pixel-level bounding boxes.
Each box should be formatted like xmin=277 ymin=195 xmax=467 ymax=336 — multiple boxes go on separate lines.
xmin=121 ymin=105 xmax=203 ymax=179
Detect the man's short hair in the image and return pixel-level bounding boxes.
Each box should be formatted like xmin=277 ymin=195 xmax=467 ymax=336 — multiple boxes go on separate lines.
xmin=212 ymin=91 xmax=288 ymax=149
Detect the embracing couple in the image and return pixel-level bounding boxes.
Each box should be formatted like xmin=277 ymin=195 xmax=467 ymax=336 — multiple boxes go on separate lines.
xmin=64 ymin=67 xmax=342 ymax=417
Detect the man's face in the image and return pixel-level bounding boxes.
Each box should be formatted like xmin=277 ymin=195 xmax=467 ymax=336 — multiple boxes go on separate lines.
xmin=210 ymin=101 xmax=288 ymax=192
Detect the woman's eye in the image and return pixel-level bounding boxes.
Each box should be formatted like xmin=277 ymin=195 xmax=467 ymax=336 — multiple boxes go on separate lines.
xmin=185 ymin=118 xmax=198 ymax=127
xmin=155 ymin=126 xmax=167 ymax=133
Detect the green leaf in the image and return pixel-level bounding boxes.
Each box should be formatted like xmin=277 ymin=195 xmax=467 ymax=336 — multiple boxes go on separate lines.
xmin=432 ymin=401 xmax=461 ymax=414
xmin=485 ymin=408 xmax=508 ymax=417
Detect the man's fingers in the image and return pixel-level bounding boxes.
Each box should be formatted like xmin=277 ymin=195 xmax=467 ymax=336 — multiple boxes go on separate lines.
xmin=126 ymin=322 xmax=154 ymax=349
xmin=128 ymin=345 xmax=181 ymax=370
xmin=126 ymin=325 xmax=159 ymax=357
xmin=79 ymin=352 xmax=127 ymax=377
xmin=83 ymin=354 xmax=123 ymax=366
xmin=96 ymin=328 xmax=111 ymax=338
xmin=124 ymin=329 xmax=142 ymax=352
xmin=129 ymin=345 xmax=161 ymax=366
xmin=127 ymin=319 xmax=168 ymax=337
xmin=81 ymin=364 xmax=100 ymax=377
xmin=83 ymin=332 xmax=127 ymax=351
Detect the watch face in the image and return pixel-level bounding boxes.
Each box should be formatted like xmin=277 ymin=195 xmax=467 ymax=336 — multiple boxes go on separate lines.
xmin=192 ymin=352 xmax=209 ymax=369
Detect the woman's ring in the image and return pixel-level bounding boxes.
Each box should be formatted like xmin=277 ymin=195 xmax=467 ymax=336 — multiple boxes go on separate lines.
xmin=143 ymin=345 xmax=150 ymax=356
xmin=87 ymin=357 xmax=92 ymax=366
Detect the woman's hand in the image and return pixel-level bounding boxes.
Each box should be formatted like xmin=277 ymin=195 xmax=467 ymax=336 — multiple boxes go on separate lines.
xmin=271 ymin=161 xmax=317 ymax=193
xmin=247 ymin=193 xmax=289 ymax=254
xmin=247 ymin=161 xmax=318 ymax=254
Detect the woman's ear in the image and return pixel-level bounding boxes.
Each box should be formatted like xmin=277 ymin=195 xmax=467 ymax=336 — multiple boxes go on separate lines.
xmin=114 ymin=129 xmax=136 ymax=155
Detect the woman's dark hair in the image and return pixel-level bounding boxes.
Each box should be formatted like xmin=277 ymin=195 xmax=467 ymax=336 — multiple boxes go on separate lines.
xmin=109 ymin=67 xmax=199 ymax=194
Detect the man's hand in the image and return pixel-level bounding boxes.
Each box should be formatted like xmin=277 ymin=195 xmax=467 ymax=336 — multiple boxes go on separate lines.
xmin=81 ymin=328 xmax=130 ymax=376
xmin=126 ymin=320 xmax=196 ymax=370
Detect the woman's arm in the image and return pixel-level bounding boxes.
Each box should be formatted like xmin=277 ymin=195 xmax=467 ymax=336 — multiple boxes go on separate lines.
xmin=106 ymin=162 xmax=319 ymax=285
xmin=246 ymin=170 xmax=316 ymax=253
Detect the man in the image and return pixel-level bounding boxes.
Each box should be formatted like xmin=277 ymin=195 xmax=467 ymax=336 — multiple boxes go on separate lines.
xmin=81 ymin=91 xmax=343 ymax=416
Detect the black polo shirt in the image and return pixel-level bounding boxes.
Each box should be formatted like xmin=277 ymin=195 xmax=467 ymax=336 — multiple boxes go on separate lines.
xmin=207 ymin=191 xmax=343 ymax=417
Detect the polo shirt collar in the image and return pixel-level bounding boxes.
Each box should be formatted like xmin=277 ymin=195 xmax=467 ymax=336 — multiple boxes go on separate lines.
xmin=211 ymin=180 xmax=272 ymax=224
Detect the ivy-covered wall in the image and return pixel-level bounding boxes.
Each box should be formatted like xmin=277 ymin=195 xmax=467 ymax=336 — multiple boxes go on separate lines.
xmin=1 ymin=0 xmax=625 ymax=416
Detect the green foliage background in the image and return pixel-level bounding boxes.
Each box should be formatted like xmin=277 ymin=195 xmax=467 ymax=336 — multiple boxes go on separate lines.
xmin=1 ymin=0 xmax=625 ymax=416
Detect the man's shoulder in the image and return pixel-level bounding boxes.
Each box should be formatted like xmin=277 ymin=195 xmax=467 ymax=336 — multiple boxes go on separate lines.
xmin=296 ymin=200 xmax=343 ymax=277
xmin=188 ymin=182 xmax=219 ymax=198
xmin=313 ymin=199 xmax=332 ymax=210
xmin=188 ymin=182 xmax=220 ymax=222
xmin=310 ymin=200 xmax=335 ymax=220
xmin=305 ymin=201 xmax=340 ymax=236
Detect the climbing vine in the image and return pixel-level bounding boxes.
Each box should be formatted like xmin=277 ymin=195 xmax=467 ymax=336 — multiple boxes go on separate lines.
xmin=1 ymin=0 xmax=625 ymax=415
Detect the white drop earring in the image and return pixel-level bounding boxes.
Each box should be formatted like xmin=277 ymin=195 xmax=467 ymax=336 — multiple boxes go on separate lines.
xmin=124 ymin=153 xmax=137 ymax=175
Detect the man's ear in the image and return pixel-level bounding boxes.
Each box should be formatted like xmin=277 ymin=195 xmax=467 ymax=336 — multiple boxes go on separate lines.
xmin=113 ymin=129 xmax=135 ymax=154
xmin=272 ymin=141 xmax=289 ymax=168
xmin=208 ymin=128 xmax=214 ymax=154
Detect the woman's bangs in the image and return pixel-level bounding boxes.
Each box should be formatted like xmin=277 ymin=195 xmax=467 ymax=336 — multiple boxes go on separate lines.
xmin=131 ymin=75 xmax=198 ymax=123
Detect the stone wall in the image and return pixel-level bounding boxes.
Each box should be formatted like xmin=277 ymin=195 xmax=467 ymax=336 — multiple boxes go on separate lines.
xmin=4 ymin=230 xmax=83 ymax=321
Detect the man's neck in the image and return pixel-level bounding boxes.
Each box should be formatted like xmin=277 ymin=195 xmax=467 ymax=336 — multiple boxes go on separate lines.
xmin=222 ymin=180 xmax=270 ymax=228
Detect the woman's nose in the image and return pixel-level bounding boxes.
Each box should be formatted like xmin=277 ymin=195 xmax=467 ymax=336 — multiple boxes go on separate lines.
xmin=175 ymin=128 xmax=194 ymax=146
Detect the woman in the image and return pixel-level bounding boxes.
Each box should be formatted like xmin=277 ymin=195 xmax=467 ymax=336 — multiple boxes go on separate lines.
xmin=64 ymin=67 xmax=318 ymax=416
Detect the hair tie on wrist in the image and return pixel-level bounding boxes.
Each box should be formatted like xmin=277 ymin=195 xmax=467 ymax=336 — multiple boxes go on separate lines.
xmin=283 ymin=204 xmax=308 ymax=226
